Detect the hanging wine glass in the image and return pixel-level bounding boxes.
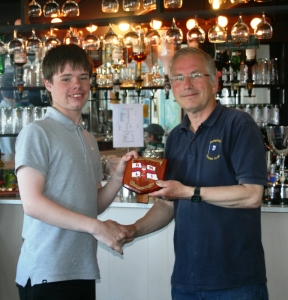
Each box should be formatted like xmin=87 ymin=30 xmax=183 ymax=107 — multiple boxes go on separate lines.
xmin=26 ymin=29 xmax=43 ymax=63
xmin=103 ymin=24 xmax=119 ymax=45
xmin=123 ymin=0 xmax=140 ymax=11
xmin=101 ymin=0 xmax=119 ymax=13
xmin=62 ymin=0 xmax=80 ymax=17
xmin=187 ymin=18 xmax=205 ymax=48
xmin=43 ymin=0 xmax=60 ymax=17
xmin=165 ymin=18 xmax=183 ymax=51
xmin=231 ymin=15 xmax=249 ymax=45
xmin=44 ymin=28 xmax=61 ymax=53
xmin=254 ymin=14 xmax=273 ymax=39
xmin=83 ymin=28 xmax=100 ymax=51
xmin=143 ymin=0 xmax=156 ymax=10
xmin=28 ymin=0 xmax=42 ymax=17
xmin=208 ymin=20 xmax=227 ymax=43
xmin=164 ymin=0 xmax=182 ymax=9
xmin=63 ymin=27 xmax=80 ymax=45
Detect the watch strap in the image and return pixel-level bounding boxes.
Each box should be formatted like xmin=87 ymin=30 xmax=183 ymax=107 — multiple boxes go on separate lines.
xmin=191 ymin=186 xmax=201 ymax=202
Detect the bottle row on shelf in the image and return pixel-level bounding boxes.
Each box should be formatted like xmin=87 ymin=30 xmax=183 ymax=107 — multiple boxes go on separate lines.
xmin=227 ymin=103 xmax=280 ymax=126
xmin=214 ymin=48 xmax=279 ymax=87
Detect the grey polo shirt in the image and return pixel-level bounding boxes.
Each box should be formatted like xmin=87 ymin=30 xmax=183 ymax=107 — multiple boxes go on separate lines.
xmin=15 ymin=107 xmax=103 ymax=287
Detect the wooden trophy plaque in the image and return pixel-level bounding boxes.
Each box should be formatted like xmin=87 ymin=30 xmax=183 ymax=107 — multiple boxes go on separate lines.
xmin=122 ymin=157 xmax=168 ymax=194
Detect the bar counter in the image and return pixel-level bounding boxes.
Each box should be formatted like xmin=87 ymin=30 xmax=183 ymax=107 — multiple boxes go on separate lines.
xmin=1 ymin=196 xmax=288 ymax=300
xmin=1 ymin=196 xmax=288 ymax=212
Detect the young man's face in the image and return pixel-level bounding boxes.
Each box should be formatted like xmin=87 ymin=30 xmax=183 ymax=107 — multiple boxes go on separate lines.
xmin=44 ymin=63 xmax=90 ymax=120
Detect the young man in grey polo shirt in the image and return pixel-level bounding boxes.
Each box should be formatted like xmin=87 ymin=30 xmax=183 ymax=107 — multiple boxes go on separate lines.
xmin=15 ymin=44 xmax=137 ymax=299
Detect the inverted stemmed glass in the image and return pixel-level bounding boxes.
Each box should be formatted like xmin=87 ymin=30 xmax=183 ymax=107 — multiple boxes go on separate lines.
xmin=123 ymin=0 xmax=140 ymax=11
xmin=164 ymin=0 xmax=182 ymax=9
xmin=101 ymin=0 xmax=119 ymax=13
xmin=62 ymin=0 xmax=80 ymax=17
xmin=63 ymin=27 xmax=80 ymax=45
xmin=186 ymin=18 xmax=205 ymax=47
xmin=143 ymin=0 xmax=156 ymax=10
xmin=165 ymin=18 xmax=183 ymax=51
xmin=28 ymin=0 xmax=42 ymax=17
xmin=254 ymin=14 xmax=273 ymax=39
xmin=44 ymin=28 xmax=61 ymax=53
xmin=43 ymin=0 xmax=60 ymax=17
xmin=231 ymin=15 xmax=249 ymax=45
xmin=208 ymin=20 xmax=227 ymax=43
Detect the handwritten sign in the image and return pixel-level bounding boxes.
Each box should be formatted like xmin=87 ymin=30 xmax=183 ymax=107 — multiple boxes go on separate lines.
xmin=112 ymin=104 xmax=144 ymax=148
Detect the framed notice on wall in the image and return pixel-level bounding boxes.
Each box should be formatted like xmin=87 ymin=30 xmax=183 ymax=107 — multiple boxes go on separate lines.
xmin=112 ymin=103 xmax=144 ymax=148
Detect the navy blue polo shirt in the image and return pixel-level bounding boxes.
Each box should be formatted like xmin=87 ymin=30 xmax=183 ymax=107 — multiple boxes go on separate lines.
xmin=165 ymin=102 xmax=267 ymax=291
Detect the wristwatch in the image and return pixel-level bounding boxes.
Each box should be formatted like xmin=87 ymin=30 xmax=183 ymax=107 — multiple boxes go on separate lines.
xmin=191 ymin=186 xmax=201 ymax=202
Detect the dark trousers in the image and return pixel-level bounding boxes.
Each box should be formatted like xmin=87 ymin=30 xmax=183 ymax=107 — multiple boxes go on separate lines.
xmin=18 ymin=278 xmax=95 ymax=300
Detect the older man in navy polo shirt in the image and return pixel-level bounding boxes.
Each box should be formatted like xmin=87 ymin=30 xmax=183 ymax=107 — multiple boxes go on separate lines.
xmin=117 ymin=47 xmax=268 ymax=300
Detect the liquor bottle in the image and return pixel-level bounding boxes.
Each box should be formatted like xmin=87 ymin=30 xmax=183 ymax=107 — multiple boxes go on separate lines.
xmin=230 ymin=49 xmax=242 ymax=81
xmin=244 ymin=49 xmax=256 ymax=81
xmin=132 ymin=29 xmax=147 ymax=79
xmin=123 ymin=46 xmax=133 ymax=67
xmin=0 ymin=150 xmax=5 ymax=188
xmin=14 ymin=43 xmax=27 ymax=98
xmin=214 ymin=49 xmax=227 ymax=77
xmin=14 ymin=45 xmax=27 ymax=67
xmin=0 ymin=39 xmax=5 ymax=76
xmin=8 ymin=30 xmax=23 ymax=66
xmin=112 ymin=39 xmax=124 ymax=72
xmin=83 ymin=32 xmax=102 ymax=74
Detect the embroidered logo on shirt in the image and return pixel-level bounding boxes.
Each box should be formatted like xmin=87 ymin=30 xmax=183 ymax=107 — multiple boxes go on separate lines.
xmin=206 ymin=139 xmax=221 ymax=160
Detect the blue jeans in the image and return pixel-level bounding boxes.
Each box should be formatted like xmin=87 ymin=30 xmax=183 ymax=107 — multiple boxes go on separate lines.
xmin=171 ymin=283 xmax=269 ymax=300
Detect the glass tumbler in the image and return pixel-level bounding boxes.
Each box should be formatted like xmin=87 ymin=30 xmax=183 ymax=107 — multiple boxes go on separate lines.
xmin=12 ymin=107 xmax=23 ymax=134
xmin=22 ymin=107 xmax=34 ymax=128
xmin=1 ymin=107 xmax=13 ymax=134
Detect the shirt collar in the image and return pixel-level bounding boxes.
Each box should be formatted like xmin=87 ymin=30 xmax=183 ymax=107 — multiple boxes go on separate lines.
xmin=180 ymin=101 xmax=223 ymax=132
xmin=45 ymin=107 xmax=82 ymax=131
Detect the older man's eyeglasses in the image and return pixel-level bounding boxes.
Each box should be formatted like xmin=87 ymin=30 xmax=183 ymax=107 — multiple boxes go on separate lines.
xmin=169 ymin=73 xmax=210 ymax=85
